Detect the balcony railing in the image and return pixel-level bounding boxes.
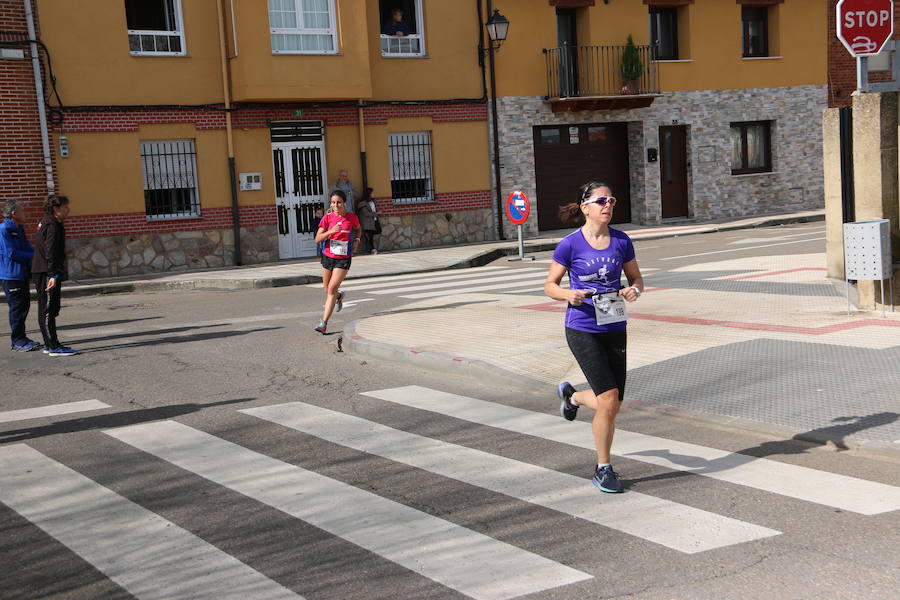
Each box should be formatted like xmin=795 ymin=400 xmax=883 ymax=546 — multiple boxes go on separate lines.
xmin=544 ymin=44 xmax=659 ymax=100
xmin=381 ymin=34 xmax=423 ymax=56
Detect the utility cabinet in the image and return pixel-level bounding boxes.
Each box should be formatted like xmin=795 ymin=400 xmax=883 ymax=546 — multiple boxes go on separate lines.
xmin=843 ymin=219 xmax=894 ymax=315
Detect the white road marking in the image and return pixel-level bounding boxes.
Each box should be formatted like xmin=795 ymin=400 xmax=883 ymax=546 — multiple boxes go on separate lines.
xmin=0 ymin=444 xmax=299 ymax=600
xmin=104 ymin=421 xmax=591 ymax=600
xmin=243 ymin=402 xmax=780 ymax=553
xmin=371 ymin=269 xmax=548 ymax=295
xmin=309 ymin=266 xmax=513 ymax=289
xmin=728 ymin=231 xmax=825 ymax=245
xmin=661 ymin=238 xmax=825 ymax=261
xmin=0 ymin=400 xmax=110 ymax=424
xmin=363 ymin=387 xmax=900 ymax=515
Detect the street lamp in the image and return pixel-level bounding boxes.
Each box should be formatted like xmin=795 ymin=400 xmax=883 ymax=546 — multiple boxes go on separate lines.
xmin=486 ymin=10 xmax=509 ymax=47
xmin=486 ymin=7 xmax=509 ymax=240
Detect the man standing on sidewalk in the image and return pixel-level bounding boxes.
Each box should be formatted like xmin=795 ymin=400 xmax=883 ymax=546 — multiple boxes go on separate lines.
xmin=0 ymin=200 xmax=41 ymax=352
xmin=32 ymin=195 xmax=78 ymax=357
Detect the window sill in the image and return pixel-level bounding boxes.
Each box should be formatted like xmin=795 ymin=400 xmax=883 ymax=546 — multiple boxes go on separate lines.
xmin=272 ymin=51 xmax=340 ymax=56
xmin=381 ymin=53 xmax=428 ymax=59
xmin=391 ymin=198 xmax=436 ymax=205
xmin=730 ymin=171 xmax=776 ymax=178
xmin=652 ymin=59 xmax=693 ymax=63
xmin=130 ymin=52 xmax=188 ymax=57
xmin=741 ymin=56 xmax=782 ymax=60
xmin=146 ymin=213 xmax=202 ymax=222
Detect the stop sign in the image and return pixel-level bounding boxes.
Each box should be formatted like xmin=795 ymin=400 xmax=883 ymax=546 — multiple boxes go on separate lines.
xmin=837 ymin=0 xmax=894 ymax=57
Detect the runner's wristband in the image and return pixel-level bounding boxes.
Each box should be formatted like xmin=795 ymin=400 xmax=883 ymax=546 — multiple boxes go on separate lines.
xmin=629 ymin=285 xmax=641 ymax=297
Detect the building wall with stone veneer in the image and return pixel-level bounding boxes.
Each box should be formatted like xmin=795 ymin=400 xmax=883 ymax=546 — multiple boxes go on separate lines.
xmin=374 ymin=209 xmax=493 ymax=252
xmin=67 ymin=225 xmax=277 ymax=280
xmin=493 ymin=85 xmax=826 ymax=236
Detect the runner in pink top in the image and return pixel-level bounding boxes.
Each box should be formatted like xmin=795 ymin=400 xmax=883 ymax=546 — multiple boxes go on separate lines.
xmin=313 ymin=190 xmax=361 ymax=334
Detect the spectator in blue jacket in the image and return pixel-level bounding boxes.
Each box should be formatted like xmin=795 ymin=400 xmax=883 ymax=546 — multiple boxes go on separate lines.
xmin=0 ymin=199 xmax=40 ymax=352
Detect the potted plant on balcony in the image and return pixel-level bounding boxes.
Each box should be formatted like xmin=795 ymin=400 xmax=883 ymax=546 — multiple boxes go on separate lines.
xmin=620 ymin=34 xmax=643 ymax=95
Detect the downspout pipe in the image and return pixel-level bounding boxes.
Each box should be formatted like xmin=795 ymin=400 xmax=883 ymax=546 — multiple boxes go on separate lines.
xmin=216 ymin=0 xmax=241 ymax=265
xmin=23 ymin=0 xmax=54 ymax=194
xmin=358 ymin=100 xmax=368 ymax=191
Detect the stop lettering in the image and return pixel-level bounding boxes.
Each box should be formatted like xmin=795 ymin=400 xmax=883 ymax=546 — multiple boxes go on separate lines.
xmin=836 ymin=0 xmax=894 ymax=57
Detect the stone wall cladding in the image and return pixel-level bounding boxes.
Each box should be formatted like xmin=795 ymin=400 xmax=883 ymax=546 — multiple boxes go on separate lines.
xmin=67 ymin=224 xmax=277 ymax=279
xmin=376 ymin=209 xmax=493 ymax=251
xmin=494 ymin=85 xmax=827 ymax=227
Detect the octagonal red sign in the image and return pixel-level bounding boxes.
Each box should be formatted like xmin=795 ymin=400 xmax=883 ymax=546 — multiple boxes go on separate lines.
xmin=837 ymin=0 xmax=894 ymax=57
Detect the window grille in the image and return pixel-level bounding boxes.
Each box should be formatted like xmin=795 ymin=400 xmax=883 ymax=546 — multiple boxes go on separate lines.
xmin=269 ymin=0 xmax=338 ymax=54
xmin=388 ymin=132 xmax=434 ymax=204
xmin=125 ymin=0 xmax=186 ymax=56
xmin=140 ymin=140 xmax=201 ymax=219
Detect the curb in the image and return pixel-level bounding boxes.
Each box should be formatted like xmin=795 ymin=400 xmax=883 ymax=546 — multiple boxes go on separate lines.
xmin=1 ymin=212 xmax=825 ymax=302
xmin=343 ymin=320 xmax=551 ymax=392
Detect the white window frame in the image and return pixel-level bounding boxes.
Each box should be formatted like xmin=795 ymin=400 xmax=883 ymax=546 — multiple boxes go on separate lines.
xmin=127 ymin=0 xmax=187 ymax=57
xmin=380 ymin=0 xmax=426 ymax=57
xmin=388 ymin=131 xmax=435 ymax=205
xmin=269 ymin=0 xmax=339 ymax=55
xmin=140 ymin=139 xmax=201 ymax=221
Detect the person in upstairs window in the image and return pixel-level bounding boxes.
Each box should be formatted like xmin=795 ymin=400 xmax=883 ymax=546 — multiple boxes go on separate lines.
xmin=0 ymin=199 xmax=40 ymax=352
xmin=382 ymin=8 xmax=411 ymax=36
xmin=313 ymin=190 xmax=360 ymax=335
xmin=544 ymin=182 xmax=644 ymax=493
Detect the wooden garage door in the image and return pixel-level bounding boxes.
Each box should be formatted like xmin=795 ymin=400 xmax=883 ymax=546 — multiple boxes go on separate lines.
xmin=534 ymin=123 xmax=631 ymax=230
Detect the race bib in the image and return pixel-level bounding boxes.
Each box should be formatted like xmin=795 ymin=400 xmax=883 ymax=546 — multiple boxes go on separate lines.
xmin=329 ymin=239 xmax=349 ymax=256
xmin=592 ymin=291 xmax=627 ymax=326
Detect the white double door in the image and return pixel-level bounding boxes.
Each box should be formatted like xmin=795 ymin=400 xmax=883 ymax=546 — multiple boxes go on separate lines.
xmin=272 ymin=141 xmax=328 ymax=259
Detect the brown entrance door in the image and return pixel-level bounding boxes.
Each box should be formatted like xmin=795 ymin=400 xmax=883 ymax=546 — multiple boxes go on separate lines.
xmin=659 ymin=125 xmax=689 ymax=219
xmin=533 ymin=122 xmax=631 ymax=230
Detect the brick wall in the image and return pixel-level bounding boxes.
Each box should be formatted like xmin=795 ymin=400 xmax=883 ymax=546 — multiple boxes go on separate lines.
xmin=828 ymin=0 xmax=900 ymax=108
xmin=56 ymin=102 xmax=487 ymax=133
xmin=0 ymin=1 xmax=52 ymax=229
xmin=64 ymin=204 xmax=276 ymax=239
xmin=374 ymin=190 xmax=492 ymax=217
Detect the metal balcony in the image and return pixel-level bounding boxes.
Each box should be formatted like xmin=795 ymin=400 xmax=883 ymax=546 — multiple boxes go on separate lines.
xmin=543 ymin=44 xmax=660 ymax=112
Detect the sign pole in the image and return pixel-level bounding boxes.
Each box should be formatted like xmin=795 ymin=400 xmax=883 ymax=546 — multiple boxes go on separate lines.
xmin=508 ymin=223 xmax=534 ymax=262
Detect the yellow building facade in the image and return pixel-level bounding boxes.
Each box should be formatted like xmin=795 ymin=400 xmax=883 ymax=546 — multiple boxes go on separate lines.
xmin=35 ymin=0 xmax=492 ymax=277
xmin=25 ymin=0 xmax=828 ymax=277
xmin=488 ymin=0 xmax=827 ymax=236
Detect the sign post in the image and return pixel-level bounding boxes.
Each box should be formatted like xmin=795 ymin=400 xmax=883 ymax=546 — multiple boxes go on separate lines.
xmin=836 ymin=0 xmax=895 ymax=92
xmin=504 ymin=190 xmax=534 ymax=262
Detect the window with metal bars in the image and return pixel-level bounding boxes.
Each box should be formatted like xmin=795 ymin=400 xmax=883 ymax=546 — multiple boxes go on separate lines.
xmin=388 ymin=132 xmax=434 ymax=204
xmin=125 ymin=0 xmax=186 ymax=56
xmin=140 ymin=140 xmax=201 ymax=219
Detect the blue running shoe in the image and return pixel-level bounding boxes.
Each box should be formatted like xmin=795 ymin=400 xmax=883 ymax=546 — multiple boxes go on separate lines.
xmin=335 ymin=289 xmax=345 ymax=312
xmin=592 ymin=465 xmax=624 ymax=493
xmin=557 ymin=381 xmax=578 ymax=421
xmin=314 ymin=321 xmax=327 ymax=334
xmin=47 ymin=346 xmax=79 ymax=357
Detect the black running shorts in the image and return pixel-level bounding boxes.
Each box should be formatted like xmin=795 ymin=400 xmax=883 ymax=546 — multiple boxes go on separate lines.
xmin=565 ymin=327 xmax=627 ymax=400
xmin=321 ymin=255 xmax=351 ymax=270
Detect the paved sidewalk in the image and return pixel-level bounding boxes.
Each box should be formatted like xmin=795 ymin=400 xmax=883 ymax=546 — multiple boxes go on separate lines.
xmin=3 ymin=209 xmax=824 ymax=298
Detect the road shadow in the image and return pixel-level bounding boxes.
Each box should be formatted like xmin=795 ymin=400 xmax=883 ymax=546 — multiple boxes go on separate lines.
xmin=623 ymin=411 xmax=899 ymax=486
xmin=56 ymin=316 xmax=163 ymax=330
xmin=0 ymin=398 xmax=255 ymax=444
xmin=77 ymin=326 xmax=282 ymax=352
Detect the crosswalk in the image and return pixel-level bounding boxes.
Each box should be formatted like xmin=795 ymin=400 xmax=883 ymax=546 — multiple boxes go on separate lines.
xmin=310 ymin=266 xmax=558 ymax=299
xmin=2 ymin=386 xmax=899 ymax=599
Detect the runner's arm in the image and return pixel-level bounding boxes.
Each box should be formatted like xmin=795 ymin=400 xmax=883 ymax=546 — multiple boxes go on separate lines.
xmin=544 ymin=260 xmax=587 ymax=306
xmin=619 ymin=259 xmax=644 ymax=302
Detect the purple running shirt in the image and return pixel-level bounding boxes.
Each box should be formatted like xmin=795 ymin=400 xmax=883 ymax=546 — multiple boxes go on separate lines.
xmin=551 ymin=227 xmax=635 ymax=333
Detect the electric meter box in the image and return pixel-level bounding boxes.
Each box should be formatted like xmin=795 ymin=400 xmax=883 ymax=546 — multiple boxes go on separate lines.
xmin=239 ymin=172 xmax=262 ymax=191
xmin=843 ymin=219 xmax=891 ymax=280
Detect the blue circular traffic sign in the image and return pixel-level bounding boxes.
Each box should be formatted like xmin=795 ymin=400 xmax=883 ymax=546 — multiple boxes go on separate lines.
xmin=505 ymin=190 xmax=530 ymax=225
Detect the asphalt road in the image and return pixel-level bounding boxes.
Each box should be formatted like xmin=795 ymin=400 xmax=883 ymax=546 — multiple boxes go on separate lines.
xmin=3 ymin=222 xmax=899 ymax=600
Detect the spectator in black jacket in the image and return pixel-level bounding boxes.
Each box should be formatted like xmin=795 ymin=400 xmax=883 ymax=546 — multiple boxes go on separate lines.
xmin=32 ymin=195 xmax=78 ymax=356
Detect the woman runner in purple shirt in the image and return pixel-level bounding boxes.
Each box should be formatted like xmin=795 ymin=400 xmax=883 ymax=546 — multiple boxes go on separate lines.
xmin=543 ymin=182 xmax=645 ymax=493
